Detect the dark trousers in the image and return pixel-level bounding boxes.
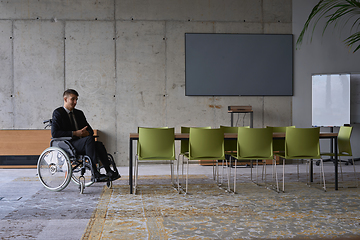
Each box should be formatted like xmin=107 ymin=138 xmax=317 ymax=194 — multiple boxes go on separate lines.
xmin=70 ymin=136 xmax=111 ymax=172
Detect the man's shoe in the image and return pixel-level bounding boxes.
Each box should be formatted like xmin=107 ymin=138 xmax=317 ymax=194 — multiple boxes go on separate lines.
xmin=106 ymin=170 xmax=121 ymax=181
xmin=93 ymin=172 xmax=109 ymax=182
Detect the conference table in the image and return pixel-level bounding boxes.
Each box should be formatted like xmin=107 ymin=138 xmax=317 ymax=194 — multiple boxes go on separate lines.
xmin=128 ymin=132 xmax=338 ymax=194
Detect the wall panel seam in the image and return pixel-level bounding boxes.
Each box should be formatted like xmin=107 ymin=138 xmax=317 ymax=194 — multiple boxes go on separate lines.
xmin=11 ymin=20 xmax=14 ymax=128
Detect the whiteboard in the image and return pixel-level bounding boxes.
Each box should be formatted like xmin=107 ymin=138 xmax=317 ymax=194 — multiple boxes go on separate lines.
xmin=312 ymin=74 xmax=350 ymax=127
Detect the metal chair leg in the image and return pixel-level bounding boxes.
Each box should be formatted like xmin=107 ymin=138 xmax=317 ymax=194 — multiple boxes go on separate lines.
xmin=170 ymin=160 xmax=174 ymax=186
xmin=255 ymin=160 xmax=259 ymax=185
xmin=339 ymin=158 xmax=344 ymax=182
xmin=306 ymin=159 xmax=309 ymax=186
xmin=263 ymin=160 xmax=267 ymax=185
xmin=297 ymin=160 xmax=300 ymax=181
xmin=234 ymin=158 xmax=237 ymax=193
xmin=320 ymin=158 xmax=326 ymax=191
xmin=274 ymin=158 xmax=279 ymax=192
xmin=134 ymin=156 xmax=139 ymax=194
xmin=177 ymin=155 xmax=181 ymax=192
xmin=282 ymin=158 xmax=285 ymax=192
xmin=353 ymin=158 xmax=358 ymax=188
xmin=185 ymin=158 xmax=189 ymax=194
xmin=227 ymin=159 xmax=231 ymax=192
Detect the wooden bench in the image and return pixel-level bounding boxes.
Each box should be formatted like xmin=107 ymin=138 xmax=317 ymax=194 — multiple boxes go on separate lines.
xmin=0 ymin=130 xmax=52 ymax=168
xmin=0 ymin=129 xmax=98 ymax=168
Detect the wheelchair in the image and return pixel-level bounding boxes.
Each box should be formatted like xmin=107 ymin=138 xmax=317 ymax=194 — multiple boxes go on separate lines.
xmin=37 ymin=119 xmax=118 ymax=194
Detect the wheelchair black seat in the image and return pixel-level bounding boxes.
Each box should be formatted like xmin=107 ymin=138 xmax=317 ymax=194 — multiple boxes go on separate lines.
xmin=50 ymin=138 xmax=76 ymax=158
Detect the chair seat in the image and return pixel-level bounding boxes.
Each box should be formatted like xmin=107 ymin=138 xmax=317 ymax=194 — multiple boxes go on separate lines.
xmin=189 ymin=157 xmax=221 ymax=160
xmin=237 ymin=156 xmax=273 ymax=160
xmin=179 ymin=152 xmax=189 ymax=158
xmin=277 ymin=154 xmax=320 ymax=159
xmin=321 ymin=152 xmax=351 ymax=157
xmin=138 ymin=157 xmax=176 ymax=160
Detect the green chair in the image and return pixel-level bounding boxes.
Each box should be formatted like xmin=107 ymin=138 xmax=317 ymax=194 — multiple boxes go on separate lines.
xmin=179 ymin=126 xmax=211 ymax=159
xmin=219 ymin=126 xmax=250 ymax=192
xmin=184 ymin=127 xmax=225 ymax=194
xmin=266 ymin=126 xmax=296 ymax=153
xmin=220 ymin=126 xmax=239 ymax=153
xmin=277 ymin=127 xmax=325 ymax=192
xmin=134 ymin=127 xmax=176 ymax=194
xmin=178 ymin=126 xmax=211 ymax=192
xmin=321 ymin=126 xmax=357 ymax=188
xmin=266 ymin=126 xmax=295 ymax=182
xmin=219 ymin=126 xmax=239 ymax=191
xmin=233 ymin=127 xmax=275 ymax=193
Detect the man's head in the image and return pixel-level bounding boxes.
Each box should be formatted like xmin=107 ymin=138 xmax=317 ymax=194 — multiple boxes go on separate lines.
xmin=63 ymin=89 xmax=79 ymax=111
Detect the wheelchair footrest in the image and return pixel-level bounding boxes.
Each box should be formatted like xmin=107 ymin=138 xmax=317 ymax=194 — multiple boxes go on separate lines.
xmin=91 ymin=175 xmax=110 ymax=183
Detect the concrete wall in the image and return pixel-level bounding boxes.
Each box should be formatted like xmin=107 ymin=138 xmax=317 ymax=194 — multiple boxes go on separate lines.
xmin=293 ymin=0 xmax=360 ymax=157
xmin=0 ymin=0 xmax=292 ymax=166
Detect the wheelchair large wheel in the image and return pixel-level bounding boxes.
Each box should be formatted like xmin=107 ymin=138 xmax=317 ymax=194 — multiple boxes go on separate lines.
xmin=71 ymin=155 xmax=95 ymax=187
xmin=37 ymin=147 xmax=72 ymax=192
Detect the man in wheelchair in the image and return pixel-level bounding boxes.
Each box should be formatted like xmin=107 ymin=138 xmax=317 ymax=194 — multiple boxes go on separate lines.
xmin=51 ymin=89 xmax=120 ymax=182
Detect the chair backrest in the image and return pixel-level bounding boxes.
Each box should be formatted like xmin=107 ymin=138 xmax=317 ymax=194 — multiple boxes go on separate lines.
xmin=338 ymin=126 xmax=352 ymax=156
xmin=268 ymin=126 xmax=295 ymax=132
xmin=189 ymin=128 xmax=225 ymax=160
xmin=266 ymin=126 xmax=295 ymax=152
xmin=138 ymin=127 xmax=175 ymax=160
xmin=237 ymin=127 xmax=273 ymax=159
xmin=180 ymin=126 xmax=211 ymax=155
xmin=284 ymin=127 xmax=320 ymax=159
xmin=220 ymin=125 xmax=249 ymax=152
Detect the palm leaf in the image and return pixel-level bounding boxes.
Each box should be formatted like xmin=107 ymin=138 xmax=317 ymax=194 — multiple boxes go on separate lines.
xmin=345 ymin=32 xmax=360 ymax=51
xmin=296 ymin=0 xmax=360 ymax=53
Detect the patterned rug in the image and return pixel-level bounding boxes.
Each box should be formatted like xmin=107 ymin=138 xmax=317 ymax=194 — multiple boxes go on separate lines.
xmin=82 ymin=175 xmax=360 ymax=240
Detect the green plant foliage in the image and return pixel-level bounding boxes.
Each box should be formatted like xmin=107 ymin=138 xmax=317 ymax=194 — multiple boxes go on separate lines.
xmin=296 ymin=0 xmax=360 ymax=53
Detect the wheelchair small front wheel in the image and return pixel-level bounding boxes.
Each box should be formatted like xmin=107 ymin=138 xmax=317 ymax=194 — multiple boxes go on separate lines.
xmin=79 ymin=176 xmax=85 ymax=194
xmin=71 ymin=156 xmax=94 ymax=187
xmin=37 ymin=147 xmax=72 ymax=192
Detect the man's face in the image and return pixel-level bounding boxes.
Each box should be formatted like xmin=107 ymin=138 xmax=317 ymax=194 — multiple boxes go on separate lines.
xmin=64 ymin=93 xmax=78 ymax=111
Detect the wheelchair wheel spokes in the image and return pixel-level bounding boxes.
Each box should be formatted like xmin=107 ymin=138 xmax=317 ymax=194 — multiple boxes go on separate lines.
xmin=71 ymin=156 xmax=94 ymax=187
xmin=37 ymin=147 xmax=72 ymax=192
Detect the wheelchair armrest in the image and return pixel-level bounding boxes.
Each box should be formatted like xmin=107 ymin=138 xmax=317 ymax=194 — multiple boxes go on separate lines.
xmin=51 ymin=137 xmax=72 ymax=141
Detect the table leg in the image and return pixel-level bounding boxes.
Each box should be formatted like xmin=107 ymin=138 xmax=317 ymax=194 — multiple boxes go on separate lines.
xmin=310 ymin=159 xmax=313 ymax=182
xmin=129 ymin=138 xmax=133 ymax=194
xmin=334 ymin=137 xmax=338 ymax=190
xmin=250 ymin=112 xmax=253 ymax=128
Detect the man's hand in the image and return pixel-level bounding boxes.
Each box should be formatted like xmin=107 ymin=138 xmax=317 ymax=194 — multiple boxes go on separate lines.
xmin=73 ymin=126 xmax=90 ymax=138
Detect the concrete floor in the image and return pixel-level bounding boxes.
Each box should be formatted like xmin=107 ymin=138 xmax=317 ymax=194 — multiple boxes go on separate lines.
xmin=0 ymin=162 xmax=358 ymax=239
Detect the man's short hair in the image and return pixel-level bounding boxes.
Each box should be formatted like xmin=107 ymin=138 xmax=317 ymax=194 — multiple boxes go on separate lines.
xmin=63 ymin=89 xmax=79 ymax=97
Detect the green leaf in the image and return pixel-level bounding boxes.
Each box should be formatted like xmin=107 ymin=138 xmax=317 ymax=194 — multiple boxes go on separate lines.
xmin=296 ymin=0 xmax=360 ymax=53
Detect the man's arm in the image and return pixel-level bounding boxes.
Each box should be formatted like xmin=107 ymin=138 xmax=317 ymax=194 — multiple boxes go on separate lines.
xmin=51 ymin=108 xmax=73 ymax=138
xmin=73 ymin=109 xmax=94 ymax=137
xmin=73 ymin=126 xmax=90 ymax=138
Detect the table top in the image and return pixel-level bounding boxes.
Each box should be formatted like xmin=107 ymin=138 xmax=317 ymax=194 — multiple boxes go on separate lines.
xmin=130 ymin=132 xmax=338 ymax=139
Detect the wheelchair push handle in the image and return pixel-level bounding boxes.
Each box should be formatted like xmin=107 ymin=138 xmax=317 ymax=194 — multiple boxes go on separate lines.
xmin=43 ymin=119 xmax=52 ymax=129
